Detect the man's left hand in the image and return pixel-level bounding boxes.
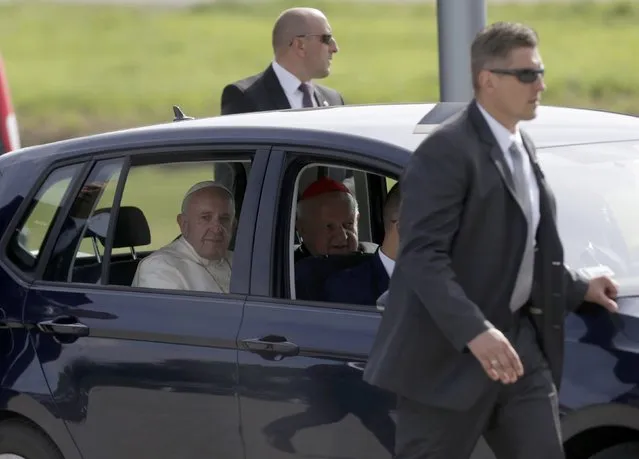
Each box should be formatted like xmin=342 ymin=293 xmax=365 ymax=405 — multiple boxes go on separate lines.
xmin=584 ymin=276 xmax=619 ymax=313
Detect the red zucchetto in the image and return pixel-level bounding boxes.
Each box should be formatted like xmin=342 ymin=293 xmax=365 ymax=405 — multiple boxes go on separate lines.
xmin=300 ymin=177 xmax=351 ymax=201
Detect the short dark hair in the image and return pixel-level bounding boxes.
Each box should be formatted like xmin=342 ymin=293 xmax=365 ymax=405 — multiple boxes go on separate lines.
xmin=383 ymin=182 xmax=401 ymax=231
xmin=471 ymin=22 xmax=539 ymax=90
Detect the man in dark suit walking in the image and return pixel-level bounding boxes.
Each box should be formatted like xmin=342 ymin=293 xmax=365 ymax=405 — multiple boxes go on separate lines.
xmin=363 ymin=22 xmax=619 ymax=459
xmin=322 ymin=182 xmax=401 ymax=306
xmin=220 ymin=7 xmax=344 ymax=115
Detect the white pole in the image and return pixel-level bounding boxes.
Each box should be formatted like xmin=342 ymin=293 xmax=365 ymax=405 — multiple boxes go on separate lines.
xmin=436 ymin=0 xmax=487 ymax=102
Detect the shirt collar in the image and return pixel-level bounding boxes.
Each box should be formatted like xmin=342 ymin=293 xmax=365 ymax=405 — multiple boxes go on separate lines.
xmin=272 ymin=60 xmax=309 ymax=98
xmin=476 ymin=102 xmax=524 ymax=152
xmin=378 ymin=248 xmax=395 ymax=277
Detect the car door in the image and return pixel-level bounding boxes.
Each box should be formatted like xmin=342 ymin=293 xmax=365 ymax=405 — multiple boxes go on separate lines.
xmin=237 ymin=145 xmax=497 ymax=459
xmin=15 ymin=145 xmax=270 ymax=459
xmin=237 ymin=147 xmax=401 ymax=459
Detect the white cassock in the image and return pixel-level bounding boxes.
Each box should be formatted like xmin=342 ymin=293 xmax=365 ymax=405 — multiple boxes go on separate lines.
xmin=131 ymin=236 xmax=233 ymax=293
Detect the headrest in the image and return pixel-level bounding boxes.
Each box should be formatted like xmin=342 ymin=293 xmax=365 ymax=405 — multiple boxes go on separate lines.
xmin=90 ymin=206 xmax=151 ymax=248
xmin=300 ymin=177 xmax=351 ymax=201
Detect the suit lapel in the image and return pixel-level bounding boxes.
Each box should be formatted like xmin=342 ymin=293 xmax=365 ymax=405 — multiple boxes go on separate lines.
xmin=488 ymin=144 xmax=516 ymax=192
xmin=524 ymin=130 xmax=561 ymax=311
xmin=262 ymin=65 xmax=292 ymax=110
xmin=313 ymin=87 xmax=330 ymax=108
xmin=468 ymin=101 xmax=528 ymax=218
xmin=521 ymin=130 xmax=545 ymax=190
xmin=521 ymin=130 xmax=556 ymax=238
xmin=521 ymin=129 xmax=553 ymax=215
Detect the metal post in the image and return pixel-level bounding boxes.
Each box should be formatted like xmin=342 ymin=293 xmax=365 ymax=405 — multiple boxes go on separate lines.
xmin=436 ymin=0 xmax=487 ymax=102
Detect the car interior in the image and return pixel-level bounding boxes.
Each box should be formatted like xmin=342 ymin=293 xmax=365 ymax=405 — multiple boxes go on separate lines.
xmin=287 ymin=162 xmax=396 ymax=304
xmin=71 ymin=206 xmax=151 ymax=285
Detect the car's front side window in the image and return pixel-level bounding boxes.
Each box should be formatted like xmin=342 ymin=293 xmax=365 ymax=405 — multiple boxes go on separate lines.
xmin=6 ymin=163 xmax=84 ymax=274
xmin=43 ymin=158 xmax=125 ymax=283
xmin=540 ymin=141 xmax=639 ymax=288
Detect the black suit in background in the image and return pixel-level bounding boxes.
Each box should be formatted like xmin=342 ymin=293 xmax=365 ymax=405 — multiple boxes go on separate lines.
xmin=323 ymin=250 xmax=389 ymax=306
xmin=220 ymin=64 xmax=344 ymax=115
xmin=216 ymin=64 xmax=346 ymax=192
xmin=363 ymin=100 xmax=589 ymax=459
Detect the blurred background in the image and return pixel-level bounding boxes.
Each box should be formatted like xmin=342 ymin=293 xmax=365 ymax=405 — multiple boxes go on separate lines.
xmin=0 ymin=0 xmax=637 ymax=146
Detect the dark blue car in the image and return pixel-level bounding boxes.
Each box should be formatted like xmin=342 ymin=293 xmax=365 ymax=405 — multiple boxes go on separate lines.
xmin=1 ymin=102 xmax=638 ymax=459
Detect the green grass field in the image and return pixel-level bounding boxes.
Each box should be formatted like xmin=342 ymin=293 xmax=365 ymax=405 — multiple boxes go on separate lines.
xmin=1 ymin=0 xmax=638 ymax=147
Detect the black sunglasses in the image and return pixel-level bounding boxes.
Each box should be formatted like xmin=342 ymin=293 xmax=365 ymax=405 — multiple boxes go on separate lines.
xmin=488 ymin=68 xmax=545 ymax=84
xmin=290 ymin=33 xmax=334 ymax=46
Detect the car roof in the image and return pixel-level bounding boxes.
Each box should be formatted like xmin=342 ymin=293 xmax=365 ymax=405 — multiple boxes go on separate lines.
xmin=188 ymin=102 xmax=639 ymax=151
xmin=4 ymin=103 xmax=639 ymax=166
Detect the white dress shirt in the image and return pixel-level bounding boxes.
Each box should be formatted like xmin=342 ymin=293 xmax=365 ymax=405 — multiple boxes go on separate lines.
xmin=132 ymin=236 xmax=233 ymax=293
xmin=271 ymin=60 xmax=317 ymax=109
xmin=476 ymin=103 xmax=540 ymax=235
xmin=378 ymin=248 xmax=395 ymax=277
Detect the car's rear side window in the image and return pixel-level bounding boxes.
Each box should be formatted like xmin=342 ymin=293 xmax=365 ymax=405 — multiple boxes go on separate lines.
xmin=6 ymin=163 xmax=82 ymax=273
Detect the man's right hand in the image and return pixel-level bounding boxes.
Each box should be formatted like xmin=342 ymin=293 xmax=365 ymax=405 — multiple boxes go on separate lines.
xmin=467 ymin=328 xmax=524 ymax=384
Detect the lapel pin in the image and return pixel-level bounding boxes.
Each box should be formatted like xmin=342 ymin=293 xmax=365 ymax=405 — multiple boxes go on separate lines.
xmin=323 ymin=100 xmax=329 ymax=107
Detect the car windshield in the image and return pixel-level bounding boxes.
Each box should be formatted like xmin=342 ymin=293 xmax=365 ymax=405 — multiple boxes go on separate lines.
xmin=539 ymin=140 xmax=639 ymax=295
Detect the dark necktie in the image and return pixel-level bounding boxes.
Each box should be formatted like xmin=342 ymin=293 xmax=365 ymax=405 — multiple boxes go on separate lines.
xmin=508 ymin=142 xmax=534 ymax=312
xmin=299 ymin=83 xmax=314 ymax=108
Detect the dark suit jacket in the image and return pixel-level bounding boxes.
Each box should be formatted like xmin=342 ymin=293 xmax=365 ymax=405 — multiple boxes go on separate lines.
xmin=363 ymin=99 xmax=589 ymax=411
xmin=294 ymin=246 xmax=378 ymax=302
xmin=294 ymin=242 xmax=374 ymax=264
xmin=293 ymin=243 xmax=314 ymax=264
xmin=323 ymin=250 xmax=389 ymax=306
xmin=220 ymin=64 xmax=344 ymax=115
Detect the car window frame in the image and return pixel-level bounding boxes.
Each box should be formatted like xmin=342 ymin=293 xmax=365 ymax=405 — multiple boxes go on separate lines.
xmin=249 ymin=142 xmax=405 ymax=311
xmin=41 ymin=156 xmax=130 ymax=284
xmin=0 ymin=157 xmax=93 ymax=283
xmin=15 ymin=143 xmax=271 ymax=298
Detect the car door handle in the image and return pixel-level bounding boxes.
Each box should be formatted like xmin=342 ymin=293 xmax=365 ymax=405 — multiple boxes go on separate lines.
xmin=37 ymin=316 xmax=90 ymax=337
xmin=241 ymin=335 xmax=300 ymax=358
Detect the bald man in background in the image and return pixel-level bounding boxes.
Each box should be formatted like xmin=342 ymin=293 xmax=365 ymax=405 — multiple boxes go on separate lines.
xmin=220 ymin=7 xmax=344 ymax=114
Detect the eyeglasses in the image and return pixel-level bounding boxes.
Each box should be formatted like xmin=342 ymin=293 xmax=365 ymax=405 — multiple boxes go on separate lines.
xmin=290 ymin=33 xmax=334 ymax=46
xmin=488 ymin=67 xmax=545 ymax=84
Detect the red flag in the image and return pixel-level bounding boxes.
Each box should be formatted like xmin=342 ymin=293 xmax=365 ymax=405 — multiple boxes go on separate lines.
xmin=0 ymin=54 xmax=21 ymax=154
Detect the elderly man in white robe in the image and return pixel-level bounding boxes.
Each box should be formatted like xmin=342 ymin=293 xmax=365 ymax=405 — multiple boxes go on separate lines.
xmin=132 ymin=181 xmax=235 ymax=293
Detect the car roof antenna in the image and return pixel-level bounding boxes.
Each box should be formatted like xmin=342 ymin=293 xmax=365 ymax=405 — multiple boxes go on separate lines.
xmin=172 ymin=105 xmax=194 ymax=122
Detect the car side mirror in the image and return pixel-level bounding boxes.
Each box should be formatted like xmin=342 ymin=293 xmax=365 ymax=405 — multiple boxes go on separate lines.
xmin=376 ymin=290 xmax=389 ymax=313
